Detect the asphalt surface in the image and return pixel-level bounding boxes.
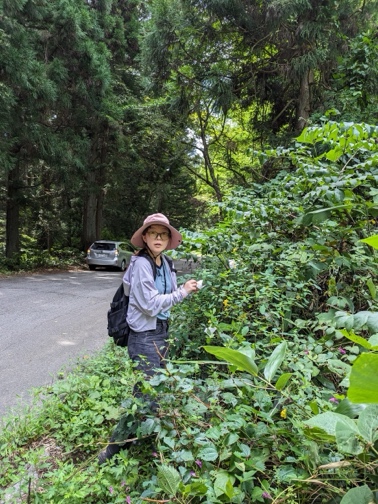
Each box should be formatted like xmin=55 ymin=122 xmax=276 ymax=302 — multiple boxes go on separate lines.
xmin=0 ymin=260 xmax=196 ymax=418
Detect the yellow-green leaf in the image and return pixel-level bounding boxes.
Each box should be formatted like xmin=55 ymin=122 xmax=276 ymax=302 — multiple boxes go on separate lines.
xmin=203 ymin=346 xmax=258 ymax=375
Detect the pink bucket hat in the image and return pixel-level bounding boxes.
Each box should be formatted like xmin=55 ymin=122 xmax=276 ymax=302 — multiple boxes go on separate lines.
xmin=131 ymin=213 xmax=182 ymax=250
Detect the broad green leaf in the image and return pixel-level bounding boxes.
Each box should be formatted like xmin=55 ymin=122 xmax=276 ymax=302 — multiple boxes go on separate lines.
xmin=303 ymin=426 xmax=334 ymax=442
xmin=94 ymin=414 xmax=104 ymax=425
xmin=308 ymin=400 xmax=319 ymax=415
xmin=275 ymin=465 xmax=307 ymax=482
xmin=360 ymin=234 xmax=378 ymax=249
xmin=334 ymin=311 xmax=354 ymax=330
xmin=326 ymin=359 xmax=351 ymax=376
xmin=340 ymin=485 xmax=374 ymax=504
xmin=197 ymin=444 xmax=219 ymax=461
xmin=157 ymin=465 xmax=181 ymax=497
xmin=366 ymin=312 xmax=378 ymax=333
xmin=340 ymin=329 xmax=372 ymax=349
xmin=325 ymin=147 xmax=343 ymax=161
xmin=203 ymin=346 xmax=258 ymax=376
xmin=241 ymin=326 xmax=249 ymax=336
xmin=172 ymin=450 xmax=194 ymax=462
xmin=252 ymin=487 xmax=264 ymax=500
xmin=224 ymin=479 xmax=235 ymax=499
xmin=225 ymin=433 xmax=239 ymax=446
xmin=214 ymin=472 xmax=235 ymax=498
xmin=353 ymin=311 xmax=371 ymax=329
xmin=296 ymin=127 xmax=315 ymax=143
xmin=368 ymin=334 xmax=378 ymax=349
xmin=335 ymin=419 xmax=363 ymax=455
xmin=105 ymin=406 xmax=121 ymax=420
xmin=304 ymin=412 xmax=357 ymax=437
xmin=357 ymin=405 xmax=378 ymax=443
xmin=263 ymin=341 xmax=287 ymax=382
xmin=219 ymin=448 xmax=232 ymax=462
xmin=234 ymin=461 xmax=245 ymax=472
xmin=182 ymin=481 xmax=208 ymax=496
xmin=163 ymin=436 xmax=175 ymax=448
xmin=235 ymin=443 xmax=251 ymax=458
xmin=335 ymin=398 xmax=367 ymax=418
xmin=348 ymin=354 xmax=378 ymax=403
xmin=275 ymin=372 xmax=292 ymax=390
xmin=206 ymin=426 xmax=222 ymax=440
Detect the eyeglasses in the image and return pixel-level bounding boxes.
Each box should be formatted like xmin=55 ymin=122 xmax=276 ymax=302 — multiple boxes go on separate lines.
xmin=147 ymin=230 xmax=170 ymax=241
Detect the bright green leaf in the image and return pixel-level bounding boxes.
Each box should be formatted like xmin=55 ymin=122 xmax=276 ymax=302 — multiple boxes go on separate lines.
xmin=214 ymin=472 xmax=235 ymax=498
xmin=275 ymin=372 xmax=292 ymax=390
xmin=360 ymin=234 xmax=378 ymax=249
xmin=348 ymin=354 xmax=378 ymax=403
xmin=264 ymin=341 xmax=287 ymax=382
xmin=203 ymin=346 xmax=258 ymax=376
xmin=366 ymin=278 xmax=377 ymax=300
xmin=340 ymin=329 xmax=372 ymax=349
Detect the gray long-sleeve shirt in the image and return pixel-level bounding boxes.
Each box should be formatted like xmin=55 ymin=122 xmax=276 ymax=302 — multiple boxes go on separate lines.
xmin=123 ymin=255 xmax=187 ymax=332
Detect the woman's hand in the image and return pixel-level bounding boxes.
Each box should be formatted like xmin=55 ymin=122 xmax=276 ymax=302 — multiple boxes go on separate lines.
xmin=183 ymin=279 xmax=199 ymax=294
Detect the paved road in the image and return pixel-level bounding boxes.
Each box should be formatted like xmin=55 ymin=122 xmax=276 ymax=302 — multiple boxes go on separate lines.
xmin=0 ymin=260 xmax=195 ymax=418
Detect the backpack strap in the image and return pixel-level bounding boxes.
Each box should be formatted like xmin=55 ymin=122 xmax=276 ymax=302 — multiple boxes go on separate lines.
xmin=137 ymin=248 xmax=175 ymax=278
xmin=162 ymin=254 xmax=175 ymax=273
xmin=138 ymin=248 xmax=157 ymax=278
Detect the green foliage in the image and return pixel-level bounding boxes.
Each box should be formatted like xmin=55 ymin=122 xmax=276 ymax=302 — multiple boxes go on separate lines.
xmin=325 ymin=30 xmax=378 ymax=123
xmin=0 ymin=234 xmax=84 ymax=272
xmin=168 ymin=118 xmax=378 ymax=500
xmin=0 ymin=0 xmax=200 ymax=260
xmin=3 ymin=119 xmax=378 ymax=502
xmin=0 ymin=343 xmax=133 ymax=502
xmin=340 ymin=485 xmax=376 ymax=504
xmin=348 ymin=354 xmax=378 ymax=403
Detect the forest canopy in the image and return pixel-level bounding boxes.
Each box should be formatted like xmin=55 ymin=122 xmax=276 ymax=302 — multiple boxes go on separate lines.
xmin=1 ymin=0 xmax=377 ymax=265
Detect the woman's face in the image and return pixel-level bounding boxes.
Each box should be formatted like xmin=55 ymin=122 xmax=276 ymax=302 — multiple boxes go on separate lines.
xmin=143 ymin=224 xmax=170 ymax=255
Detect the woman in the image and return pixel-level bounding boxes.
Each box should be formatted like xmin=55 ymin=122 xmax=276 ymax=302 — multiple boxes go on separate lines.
xmin=125 ymin=213 xmax=198 ymax=379
xmin=98 ymin=213 xmax=198 ymax=463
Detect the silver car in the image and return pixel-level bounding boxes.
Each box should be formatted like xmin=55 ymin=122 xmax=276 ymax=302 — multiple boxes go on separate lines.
xmin=86 ymin=240 xmax=134 ymax=271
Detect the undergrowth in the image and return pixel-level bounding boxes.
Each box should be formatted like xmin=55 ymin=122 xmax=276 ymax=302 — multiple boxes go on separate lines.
xmin=2 ymin=120 xmax=378 ymax=503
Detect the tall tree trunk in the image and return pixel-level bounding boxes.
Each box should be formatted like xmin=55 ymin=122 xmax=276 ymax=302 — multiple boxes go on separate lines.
xmin=197 ymin=110 xmax=223 ymax=204
xmin=96 ymin=191 xmax=104 ymax=239
xmin=82 ymin=170 xmax=98 ymax=251
xmin=296 ymin=69 xmax=313 ymax=131
xmin=5 ymin=163 xmax=21 ymax=258
xmin=96 ymin=138 xmax=107 ymax=239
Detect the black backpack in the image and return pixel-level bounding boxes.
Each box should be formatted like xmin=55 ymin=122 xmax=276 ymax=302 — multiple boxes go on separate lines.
xmin=107 ymin=252 xmax=174 ymax=347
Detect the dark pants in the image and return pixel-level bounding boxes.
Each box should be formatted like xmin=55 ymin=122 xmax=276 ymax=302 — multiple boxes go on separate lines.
xmin=104 ymin=320 xmax=169 ymax=455
xmin=128 ymin=319 xmax=169 ymax=394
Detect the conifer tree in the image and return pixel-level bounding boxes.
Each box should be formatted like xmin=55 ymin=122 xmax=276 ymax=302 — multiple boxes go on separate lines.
xmin=143 ymin=0 xmax=378 ymax=135
xmin=0 ymin=0 xmax=57 ymax=257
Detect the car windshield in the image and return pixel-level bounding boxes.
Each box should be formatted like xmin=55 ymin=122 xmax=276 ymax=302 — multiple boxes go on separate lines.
xmin=92 ymin=242 xmax=116 ymax=251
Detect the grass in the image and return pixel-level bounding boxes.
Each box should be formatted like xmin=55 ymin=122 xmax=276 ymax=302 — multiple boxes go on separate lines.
xmin=0 ymin=343 xmax=136 ymax=503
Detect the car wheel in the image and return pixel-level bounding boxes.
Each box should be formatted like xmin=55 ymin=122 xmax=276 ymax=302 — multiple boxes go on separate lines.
xmin=89 ymin=265 xmax=96 ymax=271
xmin=120 ymin=260 xmax=126 ymax=271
